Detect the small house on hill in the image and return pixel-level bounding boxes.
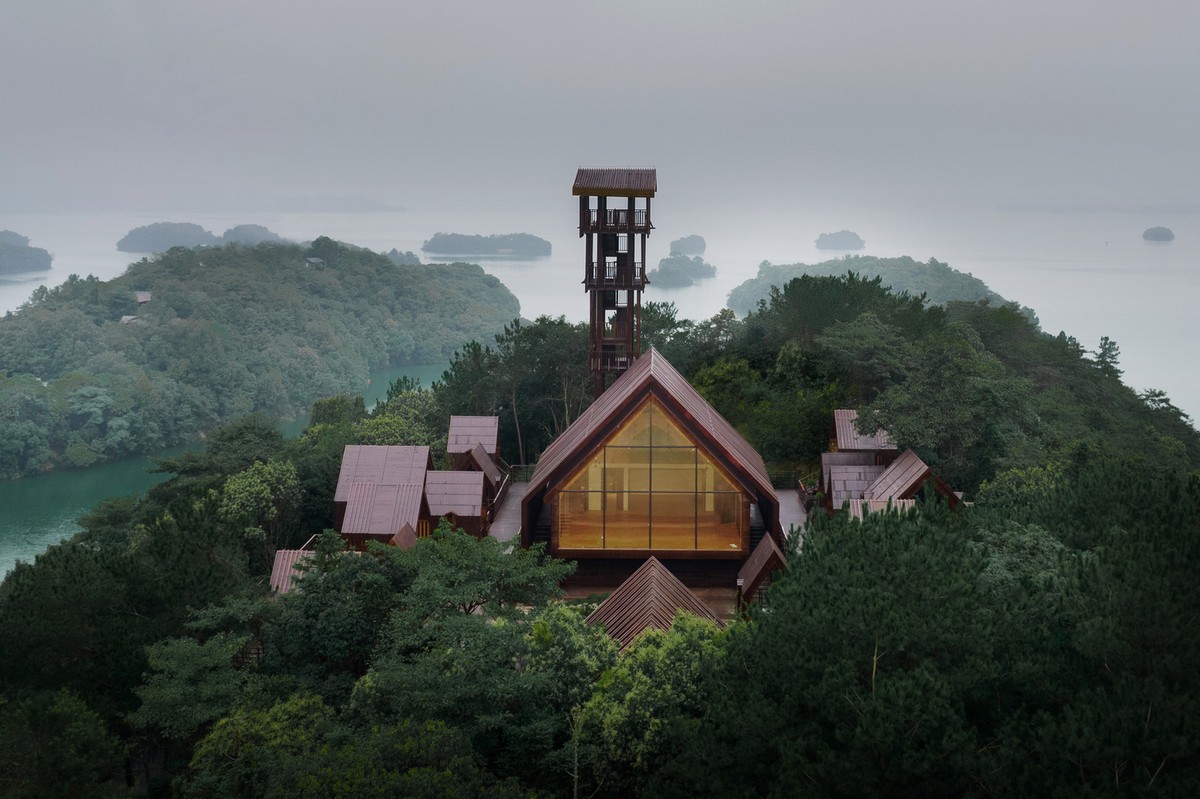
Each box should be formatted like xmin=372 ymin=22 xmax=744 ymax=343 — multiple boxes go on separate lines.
xmin=447 ymin=415 xmax=509 ymax=516
xmin=334 ymin=445 xmax=433 ymax=547
xmin=521 ymin=347 xmax=783 ymax=596
xmin=424 ymin=470 xmax=488 ymax=538
xmin=831 ymin=408 xmax=897 ymax=459
xmin=863 ymin=448 xmax=960 ymax=508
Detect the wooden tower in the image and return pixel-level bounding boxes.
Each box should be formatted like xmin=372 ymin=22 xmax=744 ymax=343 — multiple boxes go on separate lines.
xmin=572 ymin=167 xmax=656 ymax=397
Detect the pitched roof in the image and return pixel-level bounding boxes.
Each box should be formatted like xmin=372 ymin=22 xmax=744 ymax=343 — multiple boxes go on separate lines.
xmin=466 ymin=441 xmax=503 ymax=488
xmin=425 ymin=471 xmax=485 ymax=518
xmin=586 ymin=557 xmax=723 ymax=651
xmin=269 ymin=549 xmax=311 ymax=594
xmin=572 ymin=167 xmax=657 ymax=197
xmin=826 ymin=464 xmax=887 ymax=507
xmin=738 ymin=534 xmax=788 ymax=605
xmin=864 ymin=449 xmax=931 ymax=500
xmin=447 ymin=416 xmax=499 ymax=456
xmin=528 ymin=348 xmax=777 ymax=511
xmin=335 ymin=445 xmax=430 ymax=502
xmin=341 ymin=482 xmax=425 ymax=538
xmin=820 ymin=451 xmax=880 ymax=494
xmin=834 ymin=409 xmax=896 ymax=452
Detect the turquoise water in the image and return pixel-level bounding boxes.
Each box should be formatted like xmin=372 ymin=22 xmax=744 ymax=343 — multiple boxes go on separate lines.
xmin=0 ymin=362 xmax=449 ymax=577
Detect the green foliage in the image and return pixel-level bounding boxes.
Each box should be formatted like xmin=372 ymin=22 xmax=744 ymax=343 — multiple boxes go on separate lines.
xmin=116 ymin=222 xmax=221 ymax=252
xmin=0 ymin=241 xmax=519 ymax=476
xmin=0 ymin=229 xmax=52 ymax=274
xmin=668 ymin=234 xmax=705 ymax=255
xmin=0 ymin=690 xmax=125 ymax=799
xmin=647 ymin=253 xmax=716 ymax=287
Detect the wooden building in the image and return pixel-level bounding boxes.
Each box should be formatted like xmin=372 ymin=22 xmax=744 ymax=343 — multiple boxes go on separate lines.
xmin=447 ymin=415 xmax=509 ymax=518
xmin=586 ymin=556 xmax=724 ymax=651
xmin=521 ymin=347 xmax=783 ymax=594
xmin=424 ymin=470 xmax=488 ymax=538
xmin=573 ymin=167 xmax=656 ymax=397
xmin=333 ymin=445 xmax=433 ymax=548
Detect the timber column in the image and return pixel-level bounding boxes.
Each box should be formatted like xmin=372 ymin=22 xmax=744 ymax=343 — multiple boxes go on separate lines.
xmin=572 ymin=167 xmax=656 ymax=397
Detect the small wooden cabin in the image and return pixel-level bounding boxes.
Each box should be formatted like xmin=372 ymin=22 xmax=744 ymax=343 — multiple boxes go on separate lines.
xmin=333 ymin=445 xmax=433 ymax=548
xmin=424 ymin=470 xmax=488 ymax=538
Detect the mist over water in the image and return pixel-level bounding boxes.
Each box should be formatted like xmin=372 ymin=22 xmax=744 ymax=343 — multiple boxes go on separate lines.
xmin=2 ymin=200 xmax=1197 ymax=422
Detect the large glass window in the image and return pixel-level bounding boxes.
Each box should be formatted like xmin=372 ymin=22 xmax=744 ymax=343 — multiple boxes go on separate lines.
xmin=556 ymin=398 xmax=743 ymax=551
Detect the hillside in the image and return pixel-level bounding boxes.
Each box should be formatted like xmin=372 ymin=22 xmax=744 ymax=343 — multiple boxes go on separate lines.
xmin=0 ymin=231 xmax=52 ymax=274
xmin=0 ymin=240 xmax=519 ymax=478
xmin=727 ymin=255 xmax=1031 ymax=318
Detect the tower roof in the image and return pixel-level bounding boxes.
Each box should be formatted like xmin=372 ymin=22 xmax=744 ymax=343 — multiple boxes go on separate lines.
xmin=573 ymin=167 xmax=657 ymax=197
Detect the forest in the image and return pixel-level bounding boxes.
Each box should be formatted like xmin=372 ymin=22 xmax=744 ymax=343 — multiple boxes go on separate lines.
xmin=421 ymin=232 xmax=551 ymax=257
xmin=0 ymin=239 xmax=519 ymax=478
xmin=0 ymin=272 xmax=1197 ymax=796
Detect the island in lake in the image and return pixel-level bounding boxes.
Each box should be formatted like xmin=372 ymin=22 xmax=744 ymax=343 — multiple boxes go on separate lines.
xmin=816 ymin=230 xmax=866 ymax=250
xmin=117 ymin=221 xmax=288 ymax=252
xmin=1143 ymin=226 xmax=1175 ymax=242
xmin=421 ymin=232 xmax=551 ymax=258
xmin=647 ymin=253 xmax=717 ymax=288
xmin=0 ymin=231 xmax=52 ymax=274
xmin=669 ymin=234 xmax=706 ymax=255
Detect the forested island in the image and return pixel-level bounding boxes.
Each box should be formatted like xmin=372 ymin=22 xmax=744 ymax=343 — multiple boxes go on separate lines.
xmin=647 ymin=253 xmax=717 ymax=287
xmin=1 ymin=269 xmax=1197 ymax=795
xmin=669 ymin=234 xmax=706 ymax=255
xmin=1143 ymin=225 xmax=1175 ymax=242
xmin=0 ymin=230 xmax=52 ymax=274
xmin=727 ymin=255 xmax=1031 ymax=317
xmin=117 ymin=222 xmax=288 ymax=253
xmin=421 ymin=232 xmax=551 ymax=257
xmin=815 ymin=229 xmax=865 ymax=250
xmin=0 ymin=239 xmax=519 ymax=478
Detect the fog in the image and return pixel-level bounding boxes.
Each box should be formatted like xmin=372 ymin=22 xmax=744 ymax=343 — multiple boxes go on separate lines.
xmin=3 ymin=1 xmax=1196 ymax=215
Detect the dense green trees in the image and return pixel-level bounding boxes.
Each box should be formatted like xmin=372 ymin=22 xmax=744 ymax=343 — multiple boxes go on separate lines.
xmin=0 ymin=240 xmax=520 ymax=477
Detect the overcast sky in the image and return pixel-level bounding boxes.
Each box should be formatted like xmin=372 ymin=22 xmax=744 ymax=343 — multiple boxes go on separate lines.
xmin=3 ymin=0 xmax=1197 ymax=213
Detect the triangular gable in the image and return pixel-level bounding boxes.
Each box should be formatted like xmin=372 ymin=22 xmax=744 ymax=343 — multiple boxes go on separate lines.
xmin=523 ymin=348 xmax=779 ymax=544
xmin=425 ymin=471 xmax=485 ymax=518
xmin=466 ymin=441 xmax=503 ymax=488
xmin=342 ymin=482 xmax=426 ymax=538
xmin=738 ymin=534 xmax=788 ymax=606
xmin=335 ymin=445 xmax=431 ymax=502
xmin=586 ymin=557 xmax=723 ymax=651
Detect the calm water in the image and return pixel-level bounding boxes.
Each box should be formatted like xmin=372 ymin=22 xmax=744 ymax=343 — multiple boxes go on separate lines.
xmin=1 ymin=201 xmax=1197 ymax=574
xmin=0 ymin=362 xmax=448 ymax=577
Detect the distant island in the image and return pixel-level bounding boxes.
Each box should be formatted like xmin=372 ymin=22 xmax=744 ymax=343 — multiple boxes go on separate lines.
xmin=647 ymin=253 xmax=717 ymax=288
xmin=669 ymin=234 xmax=706 ymax=255
xmin=816 ymin=230 xmax=866 ymax=250
xmin=1143 ymin=226 xmax=1175 ymax=242
xmin=117 ymin=222 xmax=289 ymax=252
xmin=0 ymin=230 xmax=52 ymax=274
xmin=727 ymin=255 xmax=1035 ymax=320
xmin=421 ymin=232 xmax=551 ymax=258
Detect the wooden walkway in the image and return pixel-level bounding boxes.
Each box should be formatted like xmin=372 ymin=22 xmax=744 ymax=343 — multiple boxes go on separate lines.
xmin=775 ymin=488 xmax=808 ymax=547
xmin=489 ymin=481 xmax=527 ymax=544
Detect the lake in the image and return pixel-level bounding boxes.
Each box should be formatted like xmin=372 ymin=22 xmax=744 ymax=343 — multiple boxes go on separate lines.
xmin=2 ymin=200 xmax=1197 ymax=574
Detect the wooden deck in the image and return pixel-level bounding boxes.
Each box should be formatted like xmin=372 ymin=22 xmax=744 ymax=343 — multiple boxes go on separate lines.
xmin=488 ymin=481 xmax=526 ymax=544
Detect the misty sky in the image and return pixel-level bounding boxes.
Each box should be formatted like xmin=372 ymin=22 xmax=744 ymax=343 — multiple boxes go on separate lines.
xmin=3 ymin=0 xmax=1197 ymax=213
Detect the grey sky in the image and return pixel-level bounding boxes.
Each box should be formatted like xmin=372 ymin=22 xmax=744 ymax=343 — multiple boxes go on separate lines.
xmin=3 ymin=0 xmax=1197 ymax=212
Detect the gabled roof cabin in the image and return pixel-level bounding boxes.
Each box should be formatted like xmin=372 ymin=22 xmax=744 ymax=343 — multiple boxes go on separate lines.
xmin=832 ymin=408 xmax=897 ymax=454
xmin=334 ymin=445 xmax=433 ymax=547
xmin=522 ymin=347 xmax=782 ymax=590
xmin=447 ymin=416 xmax=499 ymax=464
xmin=425 ymin=470 xmax=488 ymax=538
xmin=586 ymin=556 xmax=723 ymax=651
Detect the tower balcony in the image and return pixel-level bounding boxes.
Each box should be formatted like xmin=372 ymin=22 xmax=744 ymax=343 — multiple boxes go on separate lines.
xmin=580 ymin=208 xmax=653 ymax=234
xmin=585 ymin=261 xmax=646 ymax=289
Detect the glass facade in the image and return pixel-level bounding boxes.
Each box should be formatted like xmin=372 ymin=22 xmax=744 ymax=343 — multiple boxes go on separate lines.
xmin=556 ymin=398 xmax=744 ymax=551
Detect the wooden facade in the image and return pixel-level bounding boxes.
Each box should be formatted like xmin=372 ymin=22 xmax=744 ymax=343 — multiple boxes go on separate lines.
xmin=573 ymin=167 xmax=656 ymax=397
xmin=521 ymin=348 xmax=782 ymax=590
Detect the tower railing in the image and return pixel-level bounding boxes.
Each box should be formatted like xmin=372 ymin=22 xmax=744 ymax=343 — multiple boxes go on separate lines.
xmin=584 ymin=261 xmax=645 ymax=288
xmin=583 ymin=209 xmax=651 ymax=231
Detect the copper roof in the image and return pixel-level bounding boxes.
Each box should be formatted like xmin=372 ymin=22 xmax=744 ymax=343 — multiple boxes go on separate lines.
xmin=826 ymin=464 xmax=887 ymax=507
xmin=341 ymin=482 xmax=426 ymax=538
xmin=864 ymin=449 xmax=931 ymax=501
xmin=833 ymin=409 xmax=896 ymax=452
xmin=820 ymin=451 xmax=879 ymax=494
xmin=335 ymin=445 xmax=431 ymax=501
xmin=447 ymin=416 xmax=499 ymax=455
xmin=425 ymin=471 xmax=485 ymax=518
xmin=523 ymin=347 xmax=780 ymax=541
xmin=738 ymin=534 xmax=788 ymax=605
xmin=586 ymin=557 xmax=723 ymax=651
xmin=269 ymin=549 xmax=311 ymax=594
xmin=572 ymin=167 xmax=657 ymax=197
xmin=466 ymin=441 xmax=503 ymax=488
